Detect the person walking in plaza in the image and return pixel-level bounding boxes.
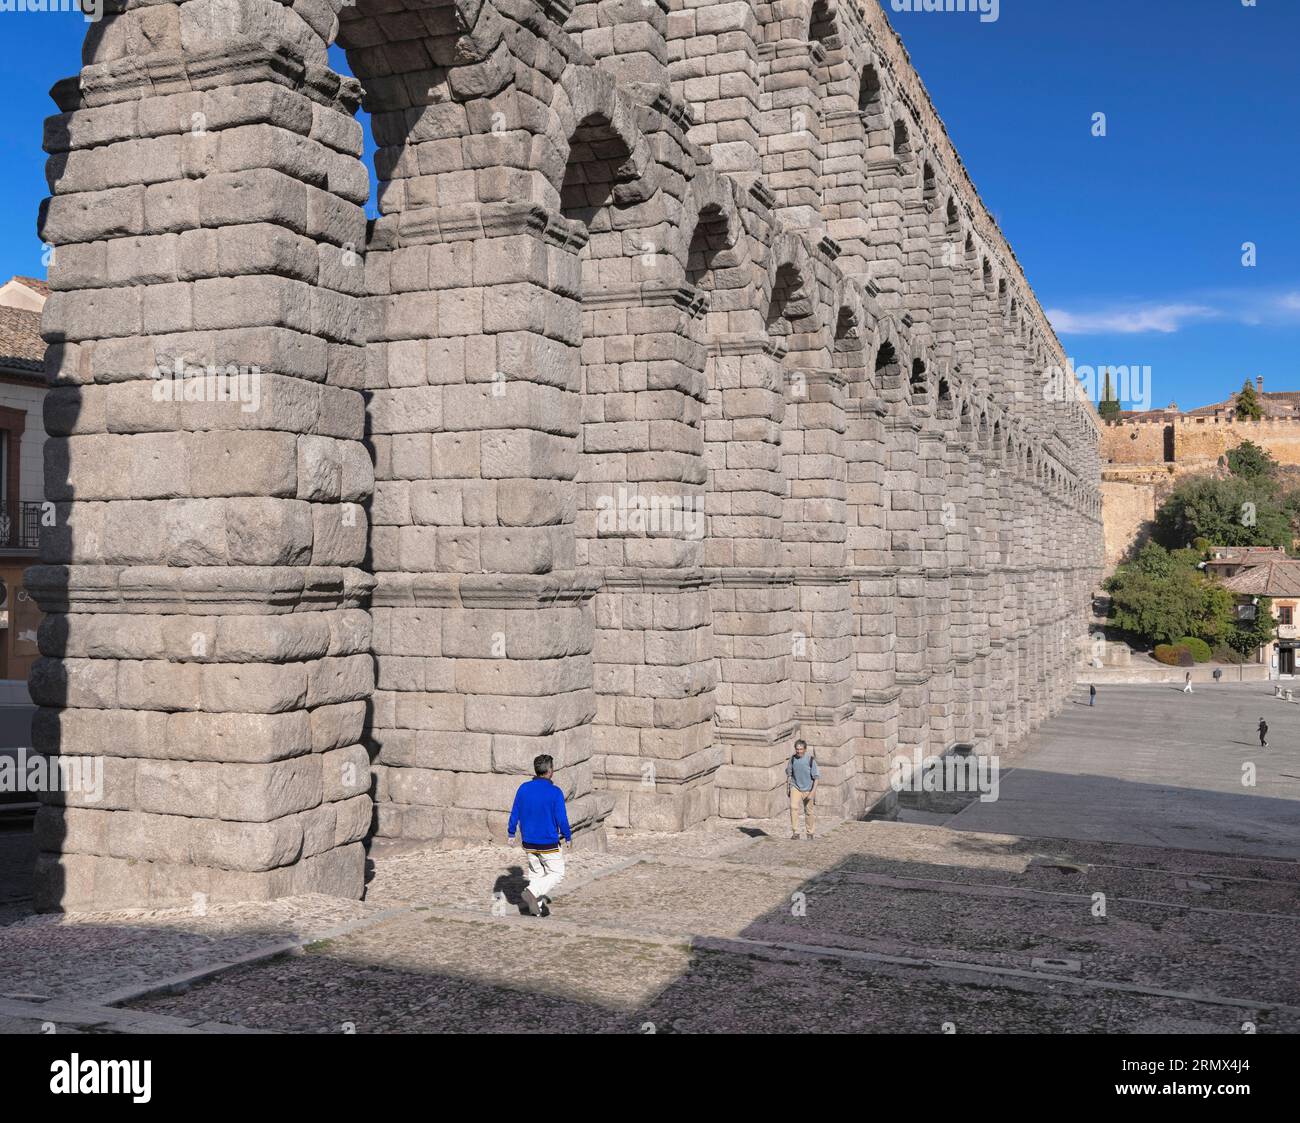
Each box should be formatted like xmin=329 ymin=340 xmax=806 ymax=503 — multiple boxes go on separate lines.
xmin=1183 ymin=671 xmax=1193 ymax=694
xmin=507 ymin=754 xmax=572 ymax=917
xmin=1259 ymin=718 xmax=1269 ymax=748
xmin=1213 ymin=667 xmax=1223 ymax=685
xmin=1089 ymin=684 xmax=1096 ymax=707
xmin=786 ymin=739 xmax=819 ymax=841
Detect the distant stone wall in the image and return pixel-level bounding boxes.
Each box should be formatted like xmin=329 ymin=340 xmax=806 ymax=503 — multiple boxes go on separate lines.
xmin=1174 ymin=417 xmax=1300 ymax=467
xmin=1102 ymin=421 xmax=1169 ymax=466
xmin=1102 ymin=416 xmax=1300 ymax=568
xmin=1099 ymin=465 xmax=1184 ymax=570
xmin=1102 ymin=416 xmax=1300 ymax=470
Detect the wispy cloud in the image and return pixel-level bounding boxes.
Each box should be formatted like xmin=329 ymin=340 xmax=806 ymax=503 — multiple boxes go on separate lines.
xmin=1048 ymin=290 xmax=1300 ymax=336
xmin=1047 ymin=304 xmax=1218 ymax=335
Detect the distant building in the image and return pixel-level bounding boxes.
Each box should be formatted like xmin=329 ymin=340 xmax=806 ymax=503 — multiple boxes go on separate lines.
xmin=0 ymin=276 xmax=47 ymax=682
xmin=1100 ymin=378 xmax=1300 ymax=573
xmin=1203 ymin=546 xmax=1289 ymax=582
xmin=1223 ymin=559 xmax=1300 ymax=678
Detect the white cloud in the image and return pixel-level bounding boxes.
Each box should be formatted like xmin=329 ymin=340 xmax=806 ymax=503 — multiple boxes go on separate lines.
xmin=1046 ymin=303 xmax=1218 ymax=336
xmin=1048 ymin=290 xmax=1300 ymax=336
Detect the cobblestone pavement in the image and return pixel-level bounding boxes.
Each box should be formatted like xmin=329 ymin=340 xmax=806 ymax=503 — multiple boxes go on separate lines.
xmin=1 ymin=820 xmax=1297 ymax=1033
xmin=3 ymin=684 xmax=1298 ymax=1034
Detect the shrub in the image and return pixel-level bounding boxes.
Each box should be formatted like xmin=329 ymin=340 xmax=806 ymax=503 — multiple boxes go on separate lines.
xmin=1212 ymin=645 xmax=1246 ymax=665
xmin=1154 ymin=644 xmax=1195 ymax=667
xmin=1176 ymin=636 xmax=1212 ymax=663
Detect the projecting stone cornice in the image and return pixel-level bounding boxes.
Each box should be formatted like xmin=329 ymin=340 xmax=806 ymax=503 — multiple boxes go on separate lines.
xmin=372 ymin=201 xmax=588 ymax=251
xmin=708 ymin=334 xmax=789 ymax=360
xmin=372 ymin=572 xmax=602 ymax=609
xmin=582 ymin=281 xmax=707 ymax=317
xmin=25 ymin=565 xmax=374 ymax=615
xmin=758 ymin=39 xmax=829 ymax=66
xmin=54 ymin=41 xmax=362 ymax=114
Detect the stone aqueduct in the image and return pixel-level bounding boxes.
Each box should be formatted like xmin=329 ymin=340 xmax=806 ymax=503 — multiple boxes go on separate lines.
xmin=29 ymin=0 xmax=1103 ymax=908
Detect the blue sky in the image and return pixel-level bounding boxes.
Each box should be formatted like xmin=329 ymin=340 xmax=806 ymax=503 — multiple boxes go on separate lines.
xmin=1 ymin=1 xmax=1296 ymax=412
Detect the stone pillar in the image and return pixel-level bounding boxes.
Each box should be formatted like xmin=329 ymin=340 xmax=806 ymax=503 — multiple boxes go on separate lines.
xmin=968 ymin=434 xmax=995 ymax=754
xmin=668 ymin=0 xmax=763 ymax=184
xmin=580 ymin=280 xmax=719 ymax=832
xmin=919 ymin=424 xmax=954 ymax=752
xmin=366 ymin=200 xmax=611 ymax=850
xmin=865 ymin=131 xmax=906 ymax=313
xmin=782 ymin=367 xmax=855 ymax=817
xmin=944 ymin=427 xmax=975 ymax=748
xmin=885 ymin=404 xmax=930 ymax=762
xmin=845 ymin=373 xmax=897 ymax=815
xmin=706 ymin=337 xmax=795 ymax=818
xmin=758 ymin=39 xmax=825 ymax=233
xmin=566 ymin=0 xmax=672 ymax=97
xmin=31 ymin=15 xmax=374 ymax=909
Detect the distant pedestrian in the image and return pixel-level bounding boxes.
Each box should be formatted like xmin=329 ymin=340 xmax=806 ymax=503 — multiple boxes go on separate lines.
xmin=1089 ymin=684 xmax=1096 ymax=707
xmin=1183 ymin=672 xmax=1193 ymax=694
xmin=787 ymin=739 xmax=819 ymax=841
xmin=1259 ymin=719 xmax=1269 ymax=748
xmin=507 ymin=754 xmax=572 ymax=917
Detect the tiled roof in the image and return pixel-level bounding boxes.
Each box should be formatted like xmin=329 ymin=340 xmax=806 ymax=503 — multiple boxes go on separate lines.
xmin=1117 ymin=390 xmax=1300 ymax=422
xmin=0 ymin=306 xmax=45 ymax=375
xmin=12 ymin=276 xmax=48 ymax=297
xmin=1207 ymin=546 xmax=1289 ymax=563
xmin=1223 ymin=560 xmax=1300 ymax=597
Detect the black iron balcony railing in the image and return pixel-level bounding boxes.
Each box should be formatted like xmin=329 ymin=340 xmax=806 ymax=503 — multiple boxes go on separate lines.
xmin=0 ymin=502 xmax=43 ymax=552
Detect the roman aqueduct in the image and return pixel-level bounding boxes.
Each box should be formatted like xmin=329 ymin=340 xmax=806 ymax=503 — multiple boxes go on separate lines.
xmin=29 ymin=0 xmax=1103 ymax=908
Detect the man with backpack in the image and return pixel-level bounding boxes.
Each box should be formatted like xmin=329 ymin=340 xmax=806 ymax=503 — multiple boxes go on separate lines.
xmin=786 ymin=739 xmax=819 ymax=841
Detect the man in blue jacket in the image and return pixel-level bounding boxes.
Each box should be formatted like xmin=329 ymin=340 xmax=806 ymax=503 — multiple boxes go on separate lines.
xmin=507 ymin=754 xmax=572 ymax=917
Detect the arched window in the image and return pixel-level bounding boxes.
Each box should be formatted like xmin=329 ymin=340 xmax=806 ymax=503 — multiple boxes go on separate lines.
xmin=859 ymin=65 xmax=882 ymax=115
xmin=893 ymin=119 xmax=912 ymax=164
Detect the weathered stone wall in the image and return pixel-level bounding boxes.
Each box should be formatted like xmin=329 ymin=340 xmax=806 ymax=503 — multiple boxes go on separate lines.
xmin=1100 ymin=469 xmax=1167 ymax=570
xmin=1102 ymin=420 xmax=1169 ymax=466
xmin=31 ymin=0 xmax=1102 ymax=910
xmin=1102 ymin=416 xmax=1300 ymax=469
xmin=1101 ymin=417 xmax=1300 ymax=569
xmin=1174 ymin=418 xmax=1300 ymax=466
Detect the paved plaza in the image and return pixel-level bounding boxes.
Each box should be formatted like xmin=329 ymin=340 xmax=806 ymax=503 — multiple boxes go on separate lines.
xmin=0 ymin=685 xmax=1296 ymax=1034
xmin=954 ymin=682 xmax=1300 ymax=858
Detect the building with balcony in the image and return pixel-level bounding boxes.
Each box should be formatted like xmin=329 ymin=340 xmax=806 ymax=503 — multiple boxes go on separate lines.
xmin=0 ymin=275 xmax=47 ymax=682
xmin=1223 ymin=559 xmax=1300 ymax=677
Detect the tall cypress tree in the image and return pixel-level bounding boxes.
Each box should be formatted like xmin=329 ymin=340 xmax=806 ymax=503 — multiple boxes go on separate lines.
xmin=1098 ymin=367 xmax=1121 ymax=420
xmin=1236 ymin=379 xmax=1264 ymax=420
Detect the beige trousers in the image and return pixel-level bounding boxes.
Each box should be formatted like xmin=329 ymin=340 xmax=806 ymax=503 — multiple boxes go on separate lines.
xmin=789 ymin=787 xmax=815 ymax=835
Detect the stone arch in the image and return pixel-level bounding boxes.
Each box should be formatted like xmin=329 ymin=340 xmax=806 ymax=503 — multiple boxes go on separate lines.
xmin=921 ymin=158 xmax=938 ymax=208
xmin=909 ymin=354 xmax=933 ymax=408
xmin=675 ymin=173 xmax=743 ymax=272
xmin=808 ymin=0 xmax=839 ymax=44
xmin=549 ymin=66 xmax=655 ymax=211
xmin=859 ymin=61 xmax=884 ymax=119
xmin=763 ymin=233 xmax=820 ymax=337
xmin=893 ymin=117 xmax=914 ymax=169
xmin=935 ymin=368 xmax=957 ymax=422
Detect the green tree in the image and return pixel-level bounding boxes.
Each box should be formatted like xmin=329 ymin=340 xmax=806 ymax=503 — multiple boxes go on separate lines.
xmin=1153 ymin=475 xmax=1291 ymax=550
xmin=1235 ymin=379 xmax=1264 ymax=421
xmin=1226 ymin=439 xmax=1278 ymax=481
xmin=1105 ymin=544 xmax=1237 ymax=646
xmin=1227 ymin=596 xmax=1277 ymax=657
xmin=1098 ymin=368 xmax=1121 ymax=421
